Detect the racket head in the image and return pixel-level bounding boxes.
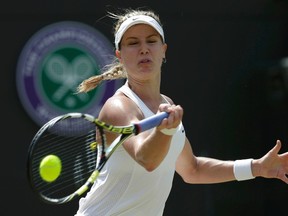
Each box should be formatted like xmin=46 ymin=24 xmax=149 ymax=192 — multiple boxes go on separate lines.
xmin=27 ymin=111 xmax=168 ymax=205
xmin=27 ymin=113 xmax=105 ymax=204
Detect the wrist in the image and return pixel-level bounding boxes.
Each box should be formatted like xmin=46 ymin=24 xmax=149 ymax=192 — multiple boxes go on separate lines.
xmin=160 ymin=127 xmax=178 ymax=136
xmin=233 ymin=159 xmax=255 ymax=181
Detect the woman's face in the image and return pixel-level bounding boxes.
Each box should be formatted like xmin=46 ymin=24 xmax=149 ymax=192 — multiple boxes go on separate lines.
xmin=116 ymin=24 xmax=167 ymax=79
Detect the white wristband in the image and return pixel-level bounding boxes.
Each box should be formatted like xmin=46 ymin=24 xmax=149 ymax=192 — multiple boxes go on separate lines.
xmin=233 ymin=159 xmax=255 ymax=181
xmin=160 ymin=127 xmax=177 ymax=136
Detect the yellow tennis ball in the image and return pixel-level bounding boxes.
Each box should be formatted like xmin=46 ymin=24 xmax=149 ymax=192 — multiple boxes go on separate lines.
xmin=39 ymin=154 xmax=62 ymax=182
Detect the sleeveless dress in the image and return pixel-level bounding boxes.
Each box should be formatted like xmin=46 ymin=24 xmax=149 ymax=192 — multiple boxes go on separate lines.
xmin=75 ymin=83 xmax=186 ymax=216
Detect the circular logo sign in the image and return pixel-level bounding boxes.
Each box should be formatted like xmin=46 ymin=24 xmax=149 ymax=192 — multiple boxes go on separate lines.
xmin=16 ymin=21 xmax=124 ymax=126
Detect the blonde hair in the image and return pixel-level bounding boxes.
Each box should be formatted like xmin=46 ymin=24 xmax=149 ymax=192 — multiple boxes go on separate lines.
xmin=76 ymin=8 xmax=163 ymax=93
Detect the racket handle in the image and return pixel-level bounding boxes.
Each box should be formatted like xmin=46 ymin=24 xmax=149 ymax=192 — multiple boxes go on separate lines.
xmin=136 ymin=112 xmax=169 ymax=133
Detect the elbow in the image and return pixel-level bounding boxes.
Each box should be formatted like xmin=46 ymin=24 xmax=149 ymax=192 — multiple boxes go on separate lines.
xmin=143 ymin=162 xmax=158 ymax=172
xmin=137 ymin=158 xmax=161 ymax=172
xmin=135 ymin=149 xmax=168 ymax=172
xmin=182 ymin=175 xmax=193 ymax=184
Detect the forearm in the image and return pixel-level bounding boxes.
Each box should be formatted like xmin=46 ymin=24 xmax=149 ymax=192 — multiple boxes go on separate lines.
xmin=191 ymin=157 xmax=236 ymax=184
xmin=183 ymin=156 xmax=258 ymax=184
xmin=127 ymin=129 xmax=173 ymax=171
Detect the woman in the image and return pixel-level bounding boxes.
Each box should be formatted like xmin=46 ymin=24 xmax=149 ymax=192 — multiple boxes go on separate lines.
xmin=75 ymin=8 xmax=288 ymax=216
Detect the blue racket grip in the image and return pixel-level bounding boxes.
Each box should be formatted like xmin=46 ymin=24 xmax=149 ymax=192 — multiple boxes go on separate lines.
xmin=136 ymin=112 xmax=169 ymax=133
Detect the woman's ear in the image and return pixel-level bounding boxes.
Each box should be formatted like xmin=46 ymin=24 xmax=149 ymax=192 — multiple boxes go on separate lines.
xmin=115 ymin=50 xmax=121 ymax=61
xmin=162 ymin=43 xmax=167 ymax=59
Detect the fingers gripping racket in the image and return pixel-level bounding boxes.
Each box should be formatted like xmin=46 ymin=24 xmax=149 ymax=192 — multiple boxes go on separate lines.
xmin=27 ymin=111 xmax=168 ymax=205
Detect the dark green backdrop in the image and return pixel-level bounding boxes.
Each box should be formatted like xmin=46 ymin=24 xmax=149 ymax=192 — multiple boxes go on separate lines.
xmin=2 ymin=0 xmax=288 ymax=215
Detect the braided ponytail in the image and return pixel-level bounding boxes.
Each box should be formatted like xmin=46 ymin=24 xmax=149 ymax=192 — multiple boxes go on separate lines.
xmin=76 ymin=62 xmax=126 ymax=93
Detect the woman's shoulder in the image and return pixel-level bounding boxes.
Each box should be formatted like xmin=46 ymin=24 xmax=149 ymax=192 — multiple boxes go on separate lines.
xmin=104 ymin=92 xmax=137 ymax=111
xmin=99 ymin=92 xmax=141 ymax=124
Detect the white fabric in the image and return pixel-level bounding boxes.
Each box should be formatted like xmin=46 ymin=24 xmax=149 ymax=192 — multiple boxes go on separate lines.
xmin=233 ymin=159 xmax=255 ymax=181
xmin=161 ymin=127 xmax=178 ymax=136
xmin=75 ymin=83 xmax=185 ymax=216
xmin=114 ymin=15 xmax=165 ymax=50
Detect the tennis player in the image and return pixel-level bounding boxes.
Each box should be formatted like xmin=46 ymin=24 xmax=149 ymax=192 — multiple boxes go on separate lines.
xmin=75 ymin=8 xmax=288 ymax=216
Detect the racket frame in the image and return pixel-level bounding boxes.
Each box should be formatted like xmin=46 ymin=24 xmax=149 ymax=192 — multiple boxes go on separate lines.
xmin=27 ymin=111 xmax=168 ymax=204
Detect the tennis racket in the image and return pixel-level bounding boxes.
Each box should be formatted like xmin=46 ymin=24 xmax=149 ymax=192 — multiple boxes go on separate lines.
xmin=27 ymin=111 xmax=168 ymax=205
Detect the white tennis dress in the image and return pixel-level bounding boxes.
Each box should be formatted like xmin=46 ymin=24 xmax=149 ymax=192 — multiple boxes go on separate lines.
xmin=75 ymin=83 xmax=186 ymax=216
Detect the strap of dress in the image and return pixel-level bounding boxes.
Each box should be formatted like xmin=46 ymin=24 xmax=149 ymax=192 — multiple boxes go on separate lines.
xmin=117 ymin=83 xmax=154 ymax=118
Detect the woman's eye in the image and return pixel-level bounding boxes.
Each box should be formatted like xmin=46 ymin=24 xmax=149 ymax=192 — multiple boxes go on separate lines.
xmin=148 ymin=40 xmax=157 ymax=44
xmin=128 ymin=41 xmax=138 ymax=46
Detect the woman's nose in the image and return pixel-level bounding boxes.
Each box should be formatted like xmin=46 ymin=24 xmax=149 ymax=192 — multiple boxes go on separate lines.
xmin=140 ymin=44 xmax=149 ymax=54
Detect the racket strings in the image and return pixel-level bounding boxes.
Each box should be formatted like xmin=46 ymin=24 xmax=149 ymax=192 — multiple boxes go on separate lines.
xmin=28 ymin=117 xmax=106 ymax=201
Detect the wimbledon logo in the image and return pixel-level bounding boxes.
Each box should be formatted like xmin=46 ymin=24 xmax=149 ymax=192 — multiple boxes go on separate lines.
xmin=16 ymin=21 xmax=123 ymax=126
